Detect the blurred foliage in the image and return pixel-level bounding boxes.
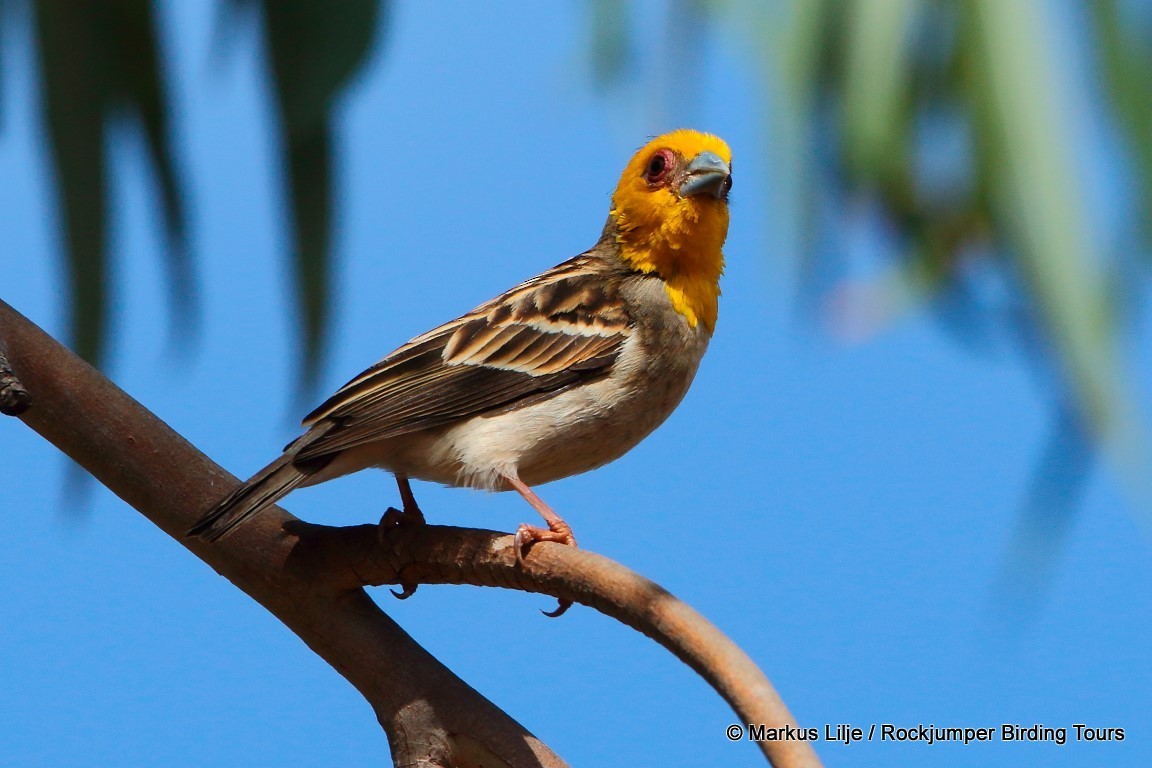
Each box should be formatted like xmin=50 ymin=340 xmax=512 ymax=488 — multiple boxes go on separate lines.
xmin=5 ymin=0 xmax=385 ymax=389
xmin=244 ymin=0 xmax=383 ymax=396
xmin=791 ymin=0 xmax=1139 ymax=447
xmin=586 ymin=1 xmax=1152 ymax=572
xmin=7 ymin=0 xmax=1152 ymax=539
xmin=31 ymin=0 xmax=189 ymax=369
xmin=589 ymin=0 xmax=632 ymax=87
xmin=769 ymin=0 xmax=1152 ymax=545
xmin=1093 ymin=0 xmax=1152 ymax=238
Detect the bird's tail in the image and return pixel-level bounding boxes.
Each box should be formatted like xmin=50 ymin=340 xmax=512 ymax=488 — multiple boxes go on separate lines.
xmin=187 ymin=455 xmax=309 ymax=541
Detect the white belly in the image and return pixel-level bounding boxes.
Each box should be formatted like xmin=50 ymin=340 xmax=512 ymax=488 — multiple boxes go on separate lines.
xmin=380 ymin=324 xmax=709 ymax=491
xmin=308 ymin=280 xmax=714 ymax=493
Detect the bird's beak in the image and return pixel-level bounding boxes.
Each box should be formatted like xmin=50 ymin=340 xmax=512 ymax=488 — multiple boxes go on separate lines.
xmin=678 ymin=151 xmax=731 ymax=199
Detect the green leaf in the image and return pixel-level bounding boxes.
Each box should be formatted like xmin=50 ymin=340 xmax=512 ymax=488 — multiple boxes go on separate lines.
xmin=589 ymin=0 xmax=631 ymax=87
xmin=33 ymin=1 xmax=109 ymax=367
xmin=31 ymin=1 xmax=189 ymax=367
xmin=842 ymin=0 xmax=919 ymax=182
xmin=253 ymin=0 xmax=386 ymax=396
xmin=964 ymin=0 xmax=1144 ymax=459
xmin=1090 ymin=0 xmax=1152 ymax=244
xmin=286 ymin=126 xmax=332 ymax=402
xmin=763 ymin=0 xmax=828 ymax=295
xmin=102 ymin=0 xmax=194 ymax=346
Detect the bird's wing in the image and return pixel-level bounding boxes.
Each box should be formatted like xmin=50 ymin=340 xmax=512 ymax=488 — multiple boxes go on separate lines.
xmin=293 ymin=253 xmax=632 ymax=461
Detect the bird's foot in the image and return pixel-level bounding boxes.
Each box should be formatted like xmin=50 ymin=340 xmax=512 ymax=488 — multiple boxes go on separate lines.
xmin=379 ymin=503 xmax=426 ymax=531
xmin=514 ymin=518 xmax=577 ymax=618
xmin=378 ymin=505 xmax=426 ymax=600
xmin=513 ymin=519 xmax=577 ymax=565
xmin=390 ymin=581 xmax=419 ymax=601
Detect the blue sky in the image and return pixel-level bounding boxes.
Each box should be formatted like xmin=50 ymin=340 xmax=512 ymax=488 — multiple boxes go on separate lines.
xmin=2 ymin=2 xmax=1149 ymax=766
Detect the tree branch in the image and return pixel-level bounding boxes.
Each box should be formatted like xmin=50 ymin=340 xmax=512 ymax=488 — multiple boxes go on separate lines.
xmin=0 ymin=341 xmax=31 ymax=415
xmin=294 ymin=522 xmax=819 ymax=767
xmin=0 ymin=298 xmax=821 ymax=768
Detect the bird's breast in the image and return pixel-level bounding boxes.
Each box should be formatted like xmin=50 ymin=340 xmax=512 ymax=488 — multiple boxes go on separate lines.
xmin=438 ymin=278 xmax=713 ymax=489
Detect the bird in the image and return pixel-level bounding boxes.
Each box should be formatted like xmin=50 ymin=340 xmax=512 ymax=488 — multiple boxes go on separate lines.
xmin=188 ymin=129 xmax=732 ymax=565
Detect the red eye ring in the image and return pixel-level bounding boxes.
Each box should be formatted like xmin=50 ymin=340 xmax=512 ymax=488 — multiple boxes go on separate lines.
xmin=644 ymin=150 xmax=674 ymax=184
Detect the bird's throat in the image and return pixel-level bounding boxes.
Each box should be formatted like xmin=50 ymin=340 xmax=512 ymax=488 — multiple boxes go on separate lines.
xmin=612 ymin=207 xmax=726 ymax=333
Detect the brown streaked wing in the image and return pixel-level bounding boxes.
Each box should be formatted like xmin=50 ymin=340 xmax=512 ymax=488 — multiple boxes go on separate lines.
xmin=301 ymin=324 xmax=462 ymax=426
xmin=291 ymin=251 xmax=633 ymax=463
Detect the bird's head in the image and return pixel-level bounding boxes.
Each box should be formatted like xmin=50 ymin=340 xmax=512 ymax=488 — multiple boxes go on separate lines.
xmin=609 ymin=130 xmax=732 ymax=332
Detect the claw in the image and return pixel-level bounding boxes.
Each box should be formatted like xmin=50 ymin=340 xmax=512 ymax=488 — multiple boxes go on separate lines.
xmin=513 ymin=520 xmax=577 ymax=618
xmin=379 ymin=506 xmax=403 ymax=529
xmin=541 ymin=599 xmax=573 ymax=618
xmin=377 ymin=507 xmax=413 ymax=549
xmin=378 ymin=496 xmax=426 ymax=546
xmin=379 ymin=518 xmax=421 ymax=599
xmin=391 ymin=582 xmax=419 ymax=600
xmin=379 ymin=505 xmax=425 ymax=531
xmin=514 ymin=525 xmax=529 ymax=566
xmin=514 ymin=520 xmax=577 ymax=564
xmin=499 ymin=474 xmax=580 ymax=617
xmin=377 ymin=478 xmax=427 ymax=601
xmin=504 ymin=473 xmax=577 ymax=566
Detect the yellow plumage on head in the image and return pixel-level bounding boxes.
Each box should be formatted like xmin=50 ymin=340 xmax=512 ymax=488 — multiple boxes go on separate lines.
xmin=610 ymin=130 xmax=731 ymax=332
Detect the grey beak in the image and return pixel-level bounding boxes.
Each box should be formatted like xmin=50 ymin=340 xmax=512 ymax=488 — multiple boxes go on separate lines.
xmin=678 ymin=151 xmax=731 ymax=199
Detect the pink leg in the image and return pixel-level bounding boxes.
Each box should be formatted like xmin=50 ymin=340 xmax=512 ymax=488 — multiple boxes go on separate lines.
xmin=381 ymin=474 xmax=426 ymax=529
xmin=396 ymin=475 xmax=425 ymax=522
xmin=506 ymin=474 xmax=577 ymax=617
xmin=380 ymin=474 xmax=425 ymax=601
xmin=506 ymin=475 xmax=577 ymax=554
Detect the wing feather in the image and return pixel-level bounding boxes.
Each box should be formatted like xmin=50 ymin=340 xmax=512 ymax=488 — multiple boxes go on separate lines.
xmin=294 ymin=251 xmax=634 ymax=463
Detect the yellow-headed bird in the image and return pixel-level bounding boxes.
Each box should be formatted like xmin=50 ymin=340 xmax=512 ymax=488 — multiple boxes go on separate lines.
xmin=189 ymin=130 xmax=732 ymax=560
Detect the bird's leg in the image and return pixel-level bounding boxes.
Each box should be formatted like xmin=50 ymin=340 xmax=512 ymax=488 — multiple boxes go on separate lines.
xmin=396 ymin=474 xmax=426 ymax=523
xmin=380 ymin=474 xmax=426 ymax=529
xmin=507 ymin=474 xmax=578 ymax=558
xmin=505 ymin=474 xmax=577 ymax=617
xmin=379 ymin=474 xmax=426 ymax=600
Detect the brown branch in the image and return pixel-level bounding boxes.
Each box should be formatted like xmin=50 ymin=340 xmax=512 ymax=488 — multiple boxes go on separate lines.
xmin=0 ymin=298 xmax=821 ymax=768
xmin=0 ymin=341 xmax=31 ymax=415
xmin=1 ymin=299 xmax=563 ymax=768
xmin=295 ymin=522 xmax=821 ymax=767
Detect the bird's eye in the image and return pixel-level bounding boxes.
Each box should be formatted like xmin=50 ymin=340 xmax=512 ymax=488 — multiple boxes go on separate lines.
xmin=644 ymin=150 xmax=672 ymax=183
xmin=722 ymin=175 xmax=733 ymax=196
